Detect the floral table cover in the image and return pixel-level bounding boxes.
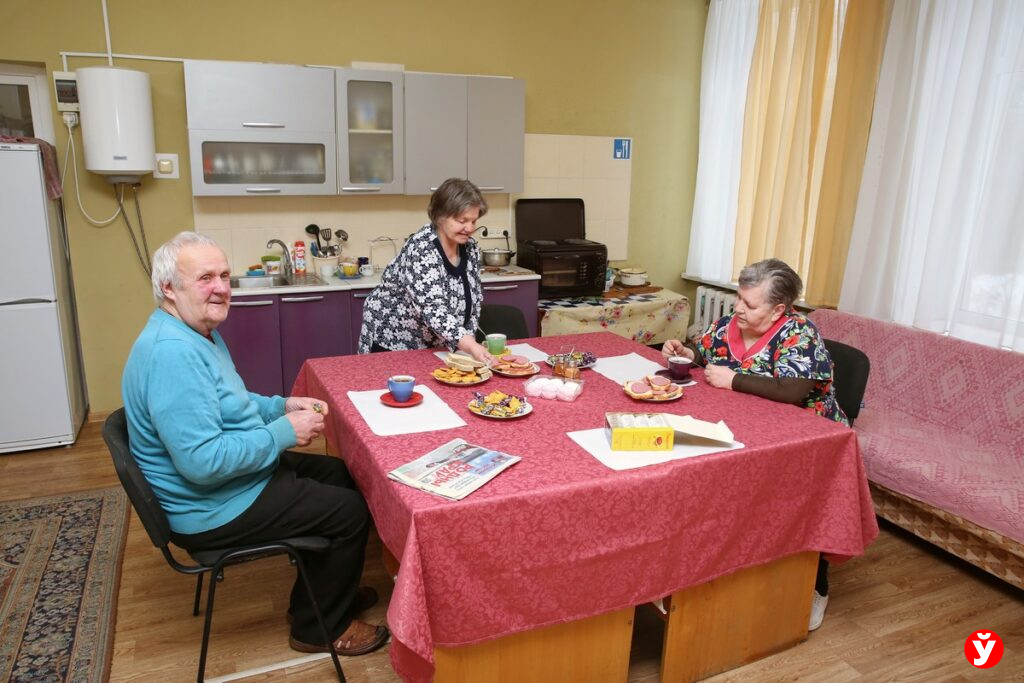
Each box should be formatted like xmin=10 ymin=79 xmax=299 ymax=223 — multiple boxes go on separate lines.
xmin=540 ymin=289 xmax=690 ymax=345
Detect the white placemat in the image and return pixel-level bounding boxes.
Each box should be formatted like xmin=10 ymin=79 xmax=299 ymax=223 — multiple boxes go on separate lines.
xmin=566 ymin=428 xmax=745 ymax=471
xmin=591 ymin=353 xmax=667 ymax=385
xmin=347 ymin=385 xmax=466 ymax=436
xmin=433 ymin=343 xmax=549 ymax=363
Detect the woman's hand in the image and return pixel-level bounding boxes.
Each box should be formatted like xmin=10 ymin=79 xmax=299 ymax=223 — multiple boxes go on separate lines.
xmin=457 ymin=334 xmax=493 ymax=364
xmin=285 ymin=396 xmax=329 ymax=416
xmin=704 ymin=364 xmax=736 ymax=390
xmin=661 ymin=339 xmax=694 ymax=360
xmin=285 ymin=409 xmax=325 ymax=446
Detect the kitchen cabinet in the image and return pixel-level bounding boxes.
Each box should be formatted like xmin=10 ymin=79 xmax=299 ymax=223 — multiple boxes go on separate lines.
xmin=348 ymin=288 xmax=372 ymax=351
xmin=279 ymin=291 xmax=350 ymax=392
xmin=184 ymin=60 xmax=337 ymax=196
xmin=404 ymin=74 xmax=524 ymax=195
xmin=218 ymin=291 xmax=351 ymax=397
xmin=336 ymin=69 xmax=404 ymax=195
xmin=217 ymin=294 xmax=283 ymax=396
xmin=482 ymin=278 xmax=539 ymax=337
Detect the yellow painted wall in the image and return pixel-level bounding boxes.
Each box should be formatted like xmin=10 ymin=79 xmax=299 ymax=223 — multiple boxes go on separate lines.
xmin=1 ymin=0 xmax=706 ymax=412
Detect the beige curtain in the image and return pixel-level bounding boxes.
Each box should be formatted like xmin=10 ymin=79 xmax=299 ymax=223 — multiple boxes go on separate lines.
xmin=805 ymin=0 xmax=892 ymax=306
xmin=733 ymin=0 xmax=891 ymax=305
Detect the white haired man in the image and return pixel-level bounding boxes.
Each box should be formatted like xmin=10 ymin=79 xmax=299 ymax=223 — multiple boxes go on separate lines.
xmin=122 ymin=231 xmax=388 ymax=655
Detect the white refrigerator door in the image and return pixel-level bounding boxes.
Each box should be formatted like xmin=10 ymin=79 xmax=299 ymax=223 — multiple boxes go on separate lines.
xmin=0 ymin=302 xmax=75 ymax=451
xmin=0 ymin=147 xmax=57 ymax=303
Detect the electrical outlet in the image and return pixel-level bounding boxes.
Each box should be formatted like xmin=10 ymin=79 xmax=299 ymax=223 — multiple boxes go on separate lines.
xmin=153 ymin=153 xmax=179 ymax=179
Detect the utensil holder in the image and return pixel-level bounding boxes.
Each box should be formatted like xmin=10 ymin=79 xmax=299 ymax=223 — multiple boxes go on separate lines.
xmin=310 ymin=254 xmax=338 ymax=278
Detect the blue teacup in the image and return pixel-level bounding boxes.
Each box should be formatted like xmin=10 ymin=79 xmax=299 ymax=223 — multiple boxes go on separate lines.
xmin=387 ymin=375 xmax=416 ymax=402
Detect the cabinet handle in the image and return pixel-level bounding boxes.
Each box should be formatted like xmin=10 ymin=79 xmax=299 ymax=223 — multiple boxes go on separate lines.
xmin=229 ymin=300 xmax=274 ymax=307
xmin=483 ymin=285 xmax=519 ymax=291
xmin=242 ymin=122 xmax=286 ymax=128
xmin=341 ymin=186 xmax=382 ymax=192
xmin=281 ymin=296 xmax=325 ymax=303
xmin=245 ymin=187 xmax=282 ymax=194
xmin=353 ymin=292 xmax=371 ymax=299
xmin=477 ymin=186 xmax=505 ymax=192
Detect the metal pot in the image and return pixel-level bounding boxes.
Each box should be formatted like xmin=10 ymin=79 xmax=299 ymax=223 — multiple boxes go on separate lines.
xmin=482 ymin=248 xmax=515 ymax=267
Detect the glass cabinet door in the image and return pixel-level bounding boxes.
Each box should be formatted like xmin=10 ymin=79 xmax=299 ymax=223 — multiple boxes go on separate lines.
xmin=336 ymin=69 xmax=404 ymax=194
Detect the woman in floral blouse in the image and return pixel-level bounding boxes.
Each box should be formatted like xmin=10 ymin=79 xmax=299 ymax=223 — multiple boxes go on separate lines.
xmin=661 ymin=257 xmax=846 ymax=633
xmin=357 ymin=178 xmax=492 ymax=362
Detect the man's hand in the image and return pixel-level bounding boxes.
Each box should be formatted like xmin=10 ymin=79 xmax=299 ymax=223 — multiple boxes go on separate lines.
xmin=286 ymin=409 xmax=325 ymax=446
xmin=285 ymin=396 xmax=329 ymax=416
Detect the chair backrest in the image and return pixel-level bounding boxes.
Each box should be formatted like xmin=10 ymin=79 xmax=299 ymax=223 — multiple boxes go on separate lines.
xmin=103 ymin=408 xmax=173 ymax=549
xmin=823 ymin=338 xmax=870 ymax=425
xmin=478 ymin=304 xmax=530 ymax=341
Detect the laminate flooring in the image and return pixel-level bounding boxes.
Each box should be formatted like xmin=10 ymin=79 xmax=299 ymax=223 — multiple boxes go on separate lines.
xmin=1 ymin=419 xmax=1020 ymax=682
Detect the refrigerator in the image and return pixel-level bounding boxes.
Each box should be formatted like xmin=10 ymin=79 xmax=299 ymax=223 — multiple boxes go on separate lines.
xmin=0 ymin=143 xmax=88 ymax=453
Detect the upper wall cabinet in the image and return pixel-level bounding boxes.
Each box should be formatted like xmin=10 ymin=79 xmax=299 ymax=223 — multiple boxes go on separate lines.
xmin=336 ymin=69 xmax=404 ymax=195
xmin=184 ymin=60 xmax=337 ymax=196
xmin=404 ymin=74 xmax=524 ymax=195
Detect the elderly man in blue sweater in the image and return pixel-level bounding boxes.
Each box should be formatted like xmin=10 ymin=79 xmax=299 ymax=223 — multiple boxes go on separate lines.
xmin=122 ymin=231 xmax=388 ymax=656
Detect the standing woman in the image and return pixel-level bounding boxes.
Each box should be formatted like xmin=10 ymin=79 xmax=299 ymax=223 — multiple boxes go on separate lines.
xmin=358 ymin=178 xmax=492 ymax=362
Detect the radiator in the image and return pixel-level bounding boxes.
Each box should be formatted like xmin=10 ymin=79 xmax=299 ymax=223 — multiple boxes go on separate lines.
xmin=687 ymin=285 xmax=737 ymax=339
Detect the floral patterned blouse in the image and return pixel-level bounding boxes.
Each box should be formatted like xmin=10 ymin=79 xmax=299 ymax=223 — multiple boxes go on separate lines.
xmin=696 ymin=312 xmax=848 ymax=424
xmin=358 ymin=223 xmax=482 ymax=353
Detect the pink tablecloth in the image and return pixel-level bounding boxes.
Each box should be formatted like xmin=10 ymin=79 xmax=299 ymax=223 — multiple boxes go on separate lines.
xmin=293 ymin=332 xmax=878 ymax=683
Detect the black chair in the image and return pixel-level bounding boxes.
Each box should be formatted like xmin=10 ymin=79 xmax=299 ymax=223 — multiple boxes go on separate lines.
xmin=477 ymin=304 xmax=530 ymax=342
xmin=823 ymin=339 xmax=870 ymax=426
xmin=102 ymin=408 xmax=344 ymax=683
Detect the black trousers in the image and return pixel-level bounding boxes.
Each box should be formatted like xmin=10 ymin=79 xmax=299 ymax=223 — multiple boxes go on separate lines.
xmin=171 ymin=451 xmax=370 ymax=644
xmin=816 ymin=555 xmax=829 ymax=596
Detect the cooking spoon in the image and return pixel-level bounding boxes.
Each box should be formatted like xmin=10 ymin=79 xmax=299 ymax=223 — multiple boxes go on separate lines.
xmin=304 ymin=224 xmax=322 ymax=252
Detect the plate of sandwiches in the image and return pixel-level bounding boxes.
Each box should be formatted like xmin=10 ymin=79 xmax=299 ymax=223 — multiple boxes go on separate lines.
xmin=490 ymin=353 xmax=541 ymax=377
xmin=622 ymin=375 xmax=685 ymax=402
xmin=432 ymin=353 xmax=493 ymax=386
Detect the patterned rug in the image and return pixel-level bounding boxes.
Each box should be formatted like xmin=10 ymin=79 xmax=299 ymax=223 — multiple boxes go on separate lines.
xmin=0 ymin=487 xmax=129 ymax=682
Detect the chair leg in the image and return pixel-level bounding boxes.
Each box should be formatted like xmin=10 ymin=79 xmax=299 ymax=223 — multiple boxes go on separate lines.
xmin=291 ymin=550 xmax=345 ymax=683
xmin=196 ymin=564 xmax=221 ymax=682
xmin=193 ymin=573 xmax=204 ymax=616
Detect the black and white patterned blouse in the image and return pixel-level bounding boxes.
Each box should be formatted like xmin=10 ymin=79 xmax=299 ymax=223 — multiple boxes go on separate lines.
xmin=357 ymin=223 xmax=483 ymax=353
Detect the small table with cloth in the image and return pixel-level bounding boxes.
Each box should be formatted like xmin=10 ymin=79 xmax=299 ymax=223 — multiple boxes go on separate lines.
xmin=538 ymin=287 xmax=689 ymax=345
xmin=293 ymin=332 xmax=877 ymax=682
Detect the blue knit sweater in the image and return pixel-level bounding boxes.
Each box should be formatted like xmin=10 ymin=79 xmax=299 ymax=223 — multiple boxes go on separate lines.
xmin=122 ymin=309 xmax=296 ymax=534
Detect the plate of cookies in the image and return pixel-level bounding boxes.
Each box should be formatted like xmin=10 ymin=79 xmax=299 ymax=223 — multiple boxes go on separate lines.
xmin=490 ymin=353 xmax=541 ymax=377
xmin=622 ymin=375 xmax=685 ymax=402
xmin=432 ymin=353 xmax=493 ymax=386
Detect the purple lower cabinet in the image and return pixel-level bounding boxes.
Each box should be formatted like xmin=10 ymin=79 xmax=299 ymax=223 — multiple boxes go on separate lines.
xmin=349 ymin=289 xmax=372 ymax=352
xmin=217 ymin=295 xmax=284 ymax=397
xmin=481 ymin=279 xmax=539 ymax=337
xmin=279 ymin=291 xmax=351 ymax=394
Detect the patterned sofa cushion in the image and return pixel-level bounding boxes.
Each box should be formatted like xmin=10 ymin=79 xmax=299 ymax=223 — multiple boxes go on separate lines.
xmin=808 ymin=309 xmax=1024 ymax=543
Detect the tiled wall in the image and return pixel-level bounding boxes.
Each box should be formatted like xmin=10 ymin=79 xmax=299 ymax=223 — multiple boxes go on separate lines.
xmin=194 ymin=133 xmax=632 ymax=271
xmin=513 ymin=134 xmax=632 ymax=261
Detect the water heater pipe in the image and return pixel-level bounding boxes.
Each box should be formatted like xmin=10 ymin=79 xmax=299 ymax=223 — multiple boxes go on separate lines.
xmin=101 ymin=0 xmax=113 ymax=66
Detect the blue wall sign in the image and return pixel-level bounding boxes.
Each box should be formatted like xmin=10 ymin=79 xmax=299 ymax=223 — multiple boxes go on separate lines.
xmin=613 ymin=138 xmax=632 ymax=160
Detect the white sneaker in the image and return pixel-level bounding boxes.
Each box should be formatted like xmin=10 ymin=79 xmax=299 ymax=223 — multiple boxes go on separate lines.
xmin=808 ymin=590 xmax=829 ymax=631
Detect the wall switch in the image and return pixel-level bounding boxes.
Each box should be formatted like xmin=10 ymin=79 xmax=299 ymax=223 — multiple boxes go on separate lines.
xmin=154 ymin=153 xmax=179 ymax=179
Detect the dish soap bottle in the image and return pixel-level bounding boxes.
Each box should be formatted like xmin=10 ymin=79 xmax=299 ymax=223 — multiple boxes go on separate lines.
xmin=293 ymin=241 xmax=306 ymax=275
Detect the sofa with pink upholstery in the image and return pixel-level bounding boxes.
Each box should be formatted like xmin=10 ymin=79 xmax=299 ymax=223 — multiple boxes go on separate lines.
xmin=808 ymin=308 xmax=1023 ymax=589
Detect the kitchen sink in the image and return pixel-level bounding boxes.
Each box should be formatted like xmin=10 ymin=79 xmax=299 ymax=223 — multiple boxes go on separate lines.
xmin=230 ymin=274 xmax=324 ymax=289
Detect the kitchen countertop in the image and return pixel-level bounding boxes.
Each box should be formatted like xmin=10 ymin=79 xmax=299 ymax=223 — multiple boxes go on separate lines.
xmin=230 ymin=265 xmax=539 ymax=295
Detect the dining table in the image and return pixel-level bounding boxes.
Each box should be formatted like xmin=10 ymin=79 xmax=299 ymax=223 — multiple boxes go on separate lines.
xmin=292 ymin=332 xmax=878 ymax=682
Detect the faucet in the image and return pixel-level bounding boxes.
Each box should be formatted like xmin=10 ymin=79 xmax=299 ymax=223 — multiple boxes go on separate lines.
xmin=266 ymin=239 xmax=293 ymax=278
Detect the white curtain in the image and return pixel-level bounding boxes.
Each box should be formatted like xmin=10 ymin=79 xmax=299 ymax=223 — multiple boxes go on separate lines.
xmin=684 ymin=0 xmax=760 ymax=284
xmin=841 ymin=0 xmax=1024 ymax=351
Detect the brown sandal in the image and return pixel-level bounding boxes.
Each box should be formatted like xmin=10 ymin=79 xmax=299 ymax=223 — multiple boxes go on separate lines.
xmin=289 ymin=620 xmax=390 ymax=656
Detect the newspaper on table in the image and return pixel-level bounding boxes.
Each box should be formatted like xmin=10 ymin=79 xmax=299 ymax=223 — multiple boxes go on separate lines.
xmin=387 ymin=438 xmax=521 ymax=500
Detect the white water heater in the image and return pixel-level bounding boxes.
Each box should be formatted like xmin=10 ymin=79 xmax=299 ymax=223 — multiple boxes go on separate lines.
xmin=77 ymin=67 xmax=155 ymax=182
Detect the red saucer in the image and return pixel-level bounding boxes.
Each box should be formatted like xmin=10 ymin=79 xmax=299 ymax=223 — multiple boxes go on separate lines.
xmin=380 ymin=390 xmax=424 ymax=408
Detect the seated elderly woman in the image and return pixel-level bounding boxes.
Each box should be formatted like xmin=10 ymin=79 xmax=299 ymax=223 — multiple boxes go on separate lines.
xmin=662 ymin=257 xmax=846 ymax=631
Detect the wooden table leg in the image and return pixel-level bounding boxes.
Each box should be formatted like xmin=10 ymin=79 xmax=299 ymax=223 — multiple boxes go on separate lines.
xmin=660 ymin=551 xmax=818 ymax=683
xmin=435 ymin=606 xmax=635 ymax=683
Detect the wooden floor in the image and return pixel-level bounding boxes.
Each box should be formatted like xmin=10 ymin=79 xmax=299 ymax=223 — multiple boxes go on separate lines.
xmin=1 ymin=419 xmax=1021 ymax=682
